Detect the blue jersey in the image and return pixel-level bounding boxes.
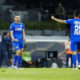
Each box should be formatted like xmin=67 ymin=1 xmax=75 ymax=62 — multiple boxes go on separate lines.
xmin=10 ymin=22 xmax=25 ymax=42
xmin=66 ymin=19 xmax=80 ymax=41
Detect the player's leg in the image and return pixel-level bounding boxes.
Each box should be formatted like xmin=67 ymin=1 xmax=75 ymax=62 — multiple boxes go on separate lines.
xmin=14 ymin=50 xmax=20 ymax=66
xmin=13 ymin=42 xmax=20 ymax=67
xmin=19 ymin=48 xmax=24 ymax=56
xmin=18 ymin=48 xmax=24 ymax=68
xmin=72 ymin=51 xmax=77 ymax=69
xmin=71 ymin=41 xmax=77 ymax=69
xmin=17 ymin=41 xmax=24 ymax=68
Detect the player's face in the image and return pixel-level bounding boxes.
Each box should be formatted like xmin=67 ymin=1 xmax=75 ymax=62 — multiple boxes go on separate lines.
xmin=15 ymin=16 xmax=21 ymax=24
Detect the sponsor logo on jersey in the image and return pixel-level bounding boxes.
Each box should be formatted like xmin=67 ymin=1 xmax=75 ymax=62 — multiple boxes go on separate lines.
xmin=15 ymin=28 xmax=23 ymax=31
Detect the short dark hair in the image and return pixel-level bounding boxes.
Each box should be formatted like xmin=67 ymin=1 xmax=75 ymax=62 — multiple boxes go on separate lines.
xmin=3 ymin=32 xmax=7 ymax=36
xmin=15 ymin=15 xmax=20 ymax=17
xmin=73 ymin=10 xmax=80 ymax=17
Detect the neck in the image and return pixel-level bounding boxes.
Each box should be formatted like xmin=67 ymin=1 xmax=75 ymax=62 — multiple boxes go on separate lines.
xmin=74 ymin=17 xmax=79 ymax=19
xmin=15 ymin=22 xmax=20 ymax=24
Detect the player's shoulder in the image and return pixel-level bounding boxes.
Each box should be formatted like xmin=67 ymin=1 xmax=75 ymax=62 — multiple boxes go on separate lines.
xmin=20 ymin=22 xmax=24 ymax=25
xmin=67 ymin=19 xmax=74 ymax=21
xmin=73 ymin=18 xmax=80 ymax=21
xmin=66 ymin=19 xmax=75 ymax=23
xmin=71 ymin=19 xmax=80 ymax=23
xmin=20 ymin=22 xmax=25 ymax=28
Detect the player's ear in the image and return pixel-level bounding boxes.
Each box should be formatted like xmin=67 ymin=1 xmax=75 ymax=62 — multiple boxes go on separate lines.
xmin=78 ymin=15 xmax=80 ymax=18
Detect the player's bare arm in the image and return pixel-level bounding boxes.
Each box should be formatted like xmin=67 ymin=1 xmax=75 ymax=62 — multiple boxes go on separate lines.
xmin=10 ymin=31 xmax=18 ymax=42
xmin=51 ymin=16 xmax=66 ymax=24
xmin=23 ymin=30 xmax=26 ymax=42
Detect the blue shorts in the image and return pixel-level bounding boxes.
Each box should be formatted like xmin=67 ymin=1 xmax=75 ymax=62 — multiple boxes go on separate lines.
xmin=13 ymin=41 xmax=24 ymax=51
xmin=71 ymin=40 xmax=80 ymax=51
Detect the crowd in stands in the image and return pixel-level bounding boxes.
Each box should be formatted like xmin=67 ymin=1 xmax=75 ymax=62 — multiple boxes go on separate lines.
xmin=0 ymin=0 xmax=79 ymax=22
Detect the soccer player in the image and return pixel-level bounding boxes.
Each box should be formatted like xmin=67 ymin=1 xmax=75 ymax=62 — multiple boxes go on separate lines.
xmin=10 ymin=15 xmax=26 ymax=69
xmin=51 ymin=10 xmax=80 ymax=69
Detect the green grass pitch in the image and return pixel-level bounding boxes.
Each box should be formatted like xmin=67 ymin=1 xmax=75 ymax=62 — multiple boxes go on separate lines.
xmin=0 ymin=68 xmax=80 ymax=80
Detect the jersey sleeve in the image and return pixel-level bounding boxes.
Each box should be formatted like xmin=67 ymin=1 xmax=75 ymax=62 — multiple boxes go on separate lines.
xmin=10 ymin=24 xmax=14 ymax=31
xmin=66 ymin=19 xmax=73 ymax=24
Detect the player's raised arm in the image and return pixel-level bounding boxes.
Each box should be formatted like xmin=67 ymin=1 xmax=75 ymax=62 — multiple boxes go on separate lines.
xmin=51 ymin=16 xmax=67 ymax=24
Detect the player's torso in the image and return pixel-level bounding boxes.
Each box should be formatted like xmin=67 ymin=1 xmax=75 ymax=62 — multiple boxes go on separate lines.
xmin=12 ymin=22 xmax=23 ymax=41
xmin=71 ymin=19 xmax=80 ymax=41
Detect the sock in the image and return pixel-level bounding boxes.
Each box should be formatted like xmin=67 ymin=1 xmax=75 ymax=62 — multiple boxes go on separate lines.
xmin=18 ymin=56 xmax=22 ymax=68
xmin=72 ymin=55 xmax=77 ymax=68
xmin=14 ymin=55 xmax=18 ymax=66
xmin=77 ymin=53 xmax=80 ymax=65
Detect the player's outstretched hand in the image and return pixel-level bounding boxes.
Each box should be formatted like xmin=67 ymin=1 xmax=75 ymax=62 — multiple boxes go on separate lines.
xmin=51 ymin=16 xmax=55 ymax=19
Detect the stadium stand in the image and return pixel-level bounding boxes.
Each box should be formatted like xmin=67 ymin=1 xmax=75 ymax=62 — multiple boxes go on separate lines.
xmin=0 ymin=0 xmax=79 ymax=22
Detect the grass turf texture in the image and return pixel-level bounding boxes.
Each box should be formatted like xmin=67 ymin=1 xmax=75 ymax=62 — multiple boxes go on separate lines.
xmin=0 ymin=68 xmax=80 ymax=80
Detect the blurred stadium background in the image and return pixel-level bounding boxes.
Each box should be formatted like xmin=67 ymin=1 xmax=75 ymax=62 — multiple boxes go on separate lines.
xmin=0 ymin=0 xmax=77 ymax=68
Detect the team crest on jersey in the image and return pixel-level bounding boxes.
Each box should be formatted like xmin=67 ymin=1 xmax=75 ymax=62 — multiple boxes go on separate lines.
xmin=15 ymin=28 xmax=22 ymax=31
xmin=20 ymin=25 xmax=22 ymax=27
